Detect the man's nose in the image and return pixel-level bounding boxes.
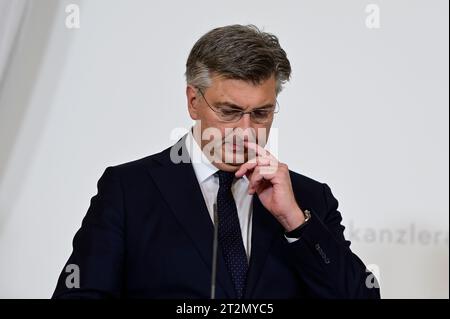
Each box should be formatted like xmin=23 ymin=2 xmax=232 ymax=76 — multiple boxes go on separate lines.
xmin=238 ymin=113 xmax=253 ymax=130
xmin=234 ymin=114 xmax=257 ymax=142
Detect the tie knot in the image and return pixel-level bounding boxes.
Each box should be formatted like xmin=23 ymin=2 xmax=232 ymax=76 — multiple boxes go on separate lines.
xmin=216 ymin=170 xmax=235 ymax=190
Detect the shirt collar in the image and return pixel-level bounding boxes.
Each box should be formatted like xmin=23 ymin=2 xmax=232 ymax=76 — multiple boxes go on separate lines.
xmin=185 ymin=128 xmax=219 ymax=183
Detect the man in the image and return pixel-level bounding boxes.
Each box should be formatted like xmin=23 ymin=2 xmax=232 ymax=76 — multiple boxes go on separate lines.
xmin=53 ymin=25 xmax=380 ymax=299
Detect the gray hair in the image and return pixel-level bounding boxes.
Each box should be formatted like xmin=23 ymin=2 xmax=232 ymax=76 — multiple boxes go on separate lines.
xmin=185 ymin=24 xmax=291 ymax=95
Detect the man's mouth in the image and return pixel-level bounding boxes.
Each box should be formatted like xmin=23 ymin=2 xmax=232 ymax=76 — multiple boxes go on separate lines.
xmin=224 ymin=142 xmax=245 ymax=152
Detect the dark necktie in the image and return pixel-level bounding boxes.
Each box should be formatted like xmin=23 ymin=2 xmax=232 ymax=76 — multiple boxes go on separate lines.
xmin=216 ymin=170 xmax=248 ymax=299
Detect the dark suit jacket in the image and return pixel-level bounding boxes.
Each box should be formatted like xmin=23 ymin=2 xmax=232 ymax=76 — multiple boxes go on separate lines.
xmin=52 ymin=136 xmax=380 ymax=299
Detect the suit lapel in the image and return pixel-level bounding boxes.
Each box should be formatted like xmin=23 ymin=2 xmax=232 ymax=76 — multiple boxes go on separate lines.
xmin=244 ymin=195 xmax=281 ymax=298
xmin=147 ymin=136 xmax=236 ymax=298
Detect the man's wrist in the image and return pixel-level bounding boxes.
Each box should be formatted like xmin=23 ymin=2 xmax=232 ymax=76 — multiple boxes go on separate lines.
xmin=280 ymin=206 xmax=306 ymax=232
xmin=285 ymin=209 xmax=312 ymax=238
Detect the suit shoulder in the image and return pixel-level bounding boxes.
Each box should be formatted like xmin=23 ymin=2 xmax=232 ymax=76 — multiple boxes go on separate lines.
xmin=289 ymin=170 xmax=326 ymax=191
xmin=104 ymin=145 xmax=172 ymax=177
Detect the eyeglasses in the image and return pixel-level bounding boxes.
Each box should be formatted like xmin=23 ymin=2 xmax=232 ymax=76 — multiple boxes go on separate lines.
xmin=197 ymin=88 xmax=279 ymax=124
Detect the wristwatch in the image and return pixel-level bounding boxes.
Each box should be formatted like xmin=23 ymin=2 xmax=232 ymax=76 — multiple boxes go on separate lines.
xmin=285 ymin=209 xmax=312 ymax=238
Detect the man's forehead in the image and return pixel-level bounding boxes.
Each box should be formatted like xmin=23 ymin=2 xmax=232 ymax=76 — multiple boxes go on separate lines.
xmin=207 ymin=75 xmax=277 ymax=107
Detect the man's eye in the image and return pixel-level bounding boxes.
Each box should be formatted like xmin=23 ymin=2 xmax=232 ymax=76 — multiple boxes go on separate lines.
xmin=220 ymin=109 xmax=241 ymax=116
xmin=253 ymin=110 xmax=271 ymax=117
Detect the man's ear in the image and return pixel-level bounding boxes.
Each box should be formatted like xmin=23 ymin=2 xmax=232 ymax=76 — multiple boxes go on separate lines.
xmin=186 ymin=85 xmax=199 ymax=120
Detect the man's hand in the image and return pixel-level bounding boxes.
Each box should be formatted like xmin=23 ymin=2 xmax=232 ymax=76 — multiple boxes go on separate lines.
xmin=235 ymin=141 xmax=306 ymax=232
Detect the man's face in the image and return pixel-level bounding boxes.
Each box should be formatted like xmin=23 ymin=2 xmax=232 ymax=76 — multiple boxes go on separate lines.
xmin=187 ymin=74 xmax=277 ymax=172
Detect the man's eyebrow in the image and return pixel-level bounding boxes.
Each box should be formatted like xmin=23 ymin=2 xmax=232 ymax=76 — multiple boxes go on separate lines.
xmin=213 ymin=101 xmax=275 ymax=110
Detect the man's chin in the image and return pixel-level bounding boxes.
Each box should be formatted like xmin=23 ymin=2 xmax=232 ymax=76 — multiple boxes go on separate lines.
xmin=212 ymin=161 xmax=242 ymax=172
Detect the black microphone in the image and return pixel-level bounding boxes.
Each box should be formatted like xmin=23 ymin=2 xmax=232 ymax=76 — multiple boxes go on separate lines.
xmin=210 ymin=202 xmax=219 ymax=299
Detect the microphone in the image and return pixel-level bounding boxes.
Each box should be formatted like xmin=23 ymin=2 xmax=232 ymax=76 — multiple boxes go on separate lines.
xmin=210 ymin=202 xmax=219 ymax=299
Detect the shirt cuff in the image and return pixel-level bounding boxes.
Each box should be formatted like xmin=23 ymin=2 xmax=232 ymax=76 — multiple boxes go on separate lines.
xmin=285 ymin=235 xmax=300 ymax=243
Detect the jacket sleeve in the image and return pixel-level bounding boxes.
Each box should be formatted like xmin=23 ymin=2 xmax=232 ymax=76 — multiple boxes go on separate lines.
xmin=287 ymin=183 xmax=381 ymax=299
xmin=52 ymin=167 xmax=125 ymax=299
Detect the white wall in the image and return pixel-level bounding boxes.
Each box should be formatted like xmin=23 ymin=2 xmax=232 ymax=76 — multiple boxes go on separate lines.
xmin=0 ymin=0 xmax=448 ymax=298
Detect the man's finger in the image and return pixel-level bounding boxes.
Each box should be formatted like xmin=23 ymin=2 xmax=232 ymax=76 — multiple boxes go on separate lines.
xmin=248 ymin=166 xmax=278 ymax=194
xmin=235 ymin=161 xmax=258 ymax=178
xmin=244 ymin=141 xmax=274 ymax=159
xmin=235 ymin=156 xmax=271 ymax=178
xmin=245 ymin=141 xmax=279 ymax=167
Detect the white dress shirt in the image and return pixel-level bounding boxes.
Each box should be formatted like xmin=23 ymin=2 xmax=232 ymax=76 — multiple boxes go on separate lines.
xmin=185 ymin=130 xmax=253 ymax=260
xmin=185 ymin=129 xmax=299 ymax=257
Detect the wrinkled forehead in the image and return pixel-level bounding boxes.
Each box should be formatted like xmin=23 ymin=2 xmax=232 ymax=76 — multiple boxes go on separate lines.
xmin=205 ymin=75 xmax=277 ymax=110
